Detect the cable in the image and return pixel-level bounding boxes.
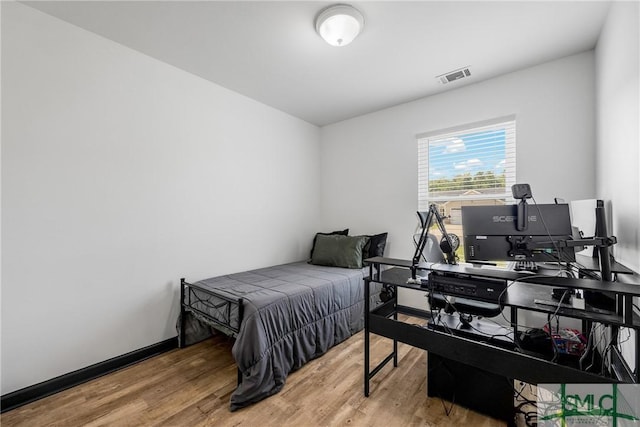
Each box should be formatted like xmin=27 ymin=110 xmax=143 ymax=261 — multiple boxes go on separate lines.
xmin=510 ymin=379 xmax=538 ymax=427
xmin=427 ymin=291 xmax=518 ymax=347
xmin=601 ymin=343 xmax=614 ymax=375
xmin=531 ymin=196 xmax=567 ymax=269
xmin=460 ymin=319 xmax=515 ymax=343
xmin=579 ymin=326 xmax=595 ymax=371
xmin=426 ymin=291 xmax=455 ymax=337
xmin=496 ymin=271 xmax=600 ymax=360
xmin=584 ymin=324 xmax=607 ymax=373
xmin=543 ymin=289 xmax=568 ymax=363
xmin=511 ymin=378 xmax=537 ymax=405
xmin=497 ymin=277 xmax=557 ymax=352
xmin=437 ymin=293 xmax=517 ymax=344
xmin=424 ymin=282 xmax=446 ymax=328
xmin=618 ymin=327 xmax=632 ymax=346
xmin=585 ymin=325 xmax=608 ymax=372
xmin=562 ymin=255 xmax=602 ymax=280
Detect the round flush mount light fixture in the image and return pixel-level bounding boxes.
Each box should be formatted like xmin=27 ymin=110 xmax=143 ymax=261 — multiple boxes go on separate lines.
xmin=315 ymin=4 xmax=364 ymax=47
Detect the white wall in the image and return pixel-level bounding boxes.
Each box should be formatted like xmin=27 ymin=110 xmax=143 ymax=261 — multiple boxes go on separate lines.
xmin=594 ymin=0 xmax=640 ymax=375
xmin=320 ymin=51 xmax=597 ymax=262
xmin=595 ymin=1 xmax=640 ymax=273
xmin=1 ymin=3 xmax=320 ymax=395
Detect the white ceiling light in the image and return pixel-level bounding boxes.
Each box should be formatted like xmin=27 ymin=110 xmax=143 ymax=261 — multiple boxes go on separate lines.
xmin=315 ymin=4 xmax=364 ymax=47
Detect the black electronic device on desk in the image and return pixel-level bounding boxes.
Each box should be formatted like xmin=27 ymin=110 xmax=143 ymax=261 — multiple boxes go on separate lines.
xmin=422 ymin=263 xmax=535 ymax=326
xmin=427 ymin=269 xmax=508 ymax=303
xmin=462 ymin=203 xmax=577 ymax=265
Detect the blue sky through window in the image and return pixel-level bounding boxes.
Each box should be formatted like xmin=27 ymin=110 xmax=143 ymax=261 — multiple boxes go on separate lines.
xmin=429 ymin=129 xmax=506 ymax=180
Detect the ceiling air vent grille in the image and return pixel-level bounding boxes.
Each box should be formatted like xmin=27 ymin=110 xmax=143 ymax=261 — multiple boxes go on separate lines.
xmin=437 ymin=67 xmax=471 ymax=84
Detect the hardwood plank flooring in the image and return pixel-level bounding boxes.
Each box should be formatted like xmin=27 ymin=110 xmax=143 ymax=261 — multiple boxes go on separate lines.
xmin=2 ymin=318 xmax=511 ymax=426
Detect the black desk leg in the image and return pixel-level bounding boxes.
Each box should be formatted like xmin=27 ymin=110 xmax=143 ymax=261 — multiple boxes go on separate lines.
xmin=636 ymin=328 xmax=640 ymax=382
xmin=179 ymin=278 xmax=186 ymax=348
xmin=393 ymin=301 xmax=398 ymax=367
xmin=364 ymin=277 xmax=370 ymax=397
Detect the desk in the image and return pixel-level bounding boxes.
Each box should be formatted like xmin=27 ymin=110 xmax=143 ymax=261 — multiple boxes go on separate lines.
xmin=574 ymin=253 xmax=635 ymax=275
xmin=363 ymin=258 xmax=640 ymax=424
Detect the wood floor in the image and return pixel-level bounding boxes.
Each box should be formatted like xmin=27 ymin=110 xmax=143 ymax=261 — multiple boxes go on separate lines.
xmin=2 ymin=320 xmax=511 ymax=426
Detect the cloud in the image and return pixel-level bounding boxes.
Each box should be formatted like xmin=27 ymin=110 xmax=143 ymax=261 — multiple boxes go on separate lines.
xmin=431 ymin=137 xmax=466 ymax=154
xmin=444 ymin=138 xmax=466 ymax=154
xmin=454 ymin=158 xmax=483 ymax=170
xmin=495 ymin=159 xmax=506 ymax=169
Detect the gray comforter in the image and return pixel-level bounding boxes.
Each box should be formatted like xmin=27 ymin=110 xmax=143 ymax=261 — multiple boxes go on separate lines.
xmin=192 ymin=261 xmax=377 ymax=411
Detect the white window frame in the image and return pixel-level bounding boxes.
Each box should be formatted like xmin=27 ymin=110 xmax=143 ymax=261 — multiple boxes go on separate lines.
xmin=417 ymin=116 xmax=516 ymax=210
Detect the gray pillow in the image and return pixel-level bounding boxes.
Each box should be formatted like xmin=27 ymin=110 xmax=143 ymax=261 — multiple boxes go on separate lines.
xmin=310 ymin=234 xmax=369 ymax=269
xmin=309 ymin=229 xmax=349 ymax=259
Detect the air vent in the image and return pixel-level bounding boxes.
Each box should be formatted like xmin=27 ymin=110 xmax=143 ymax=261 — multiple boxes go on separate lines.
xmin=437 ymin=67 xmax=471 ymax=84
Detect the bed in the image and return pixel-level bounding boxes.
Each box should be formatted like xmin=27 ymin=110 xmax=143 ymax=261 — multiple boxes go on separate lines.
xmin=179 ymin=231 xmax=386 ymax=411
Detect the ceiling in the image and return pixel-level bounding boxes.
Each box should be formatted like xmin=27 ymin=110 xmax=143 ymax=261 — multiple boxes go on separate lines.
xmin=23 ymin=1 xmax=611 ymax=126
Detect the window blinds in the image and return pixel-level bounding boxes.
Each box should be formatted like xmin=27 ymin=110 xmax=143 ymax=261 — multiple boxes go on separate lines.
xmin=418 ymin=119 xmax=516 ymax=210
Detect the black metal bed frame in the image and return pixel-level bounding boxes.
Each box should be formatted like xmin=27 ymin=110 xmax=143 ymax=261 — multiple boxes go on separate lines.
xmin=179 ymin=278 xmax=245 ymax=383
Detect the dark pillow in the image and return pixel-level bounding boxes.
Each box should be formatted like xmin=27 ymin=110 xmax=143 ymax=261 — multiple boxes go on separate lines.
xmin=361 ymin=232 xmax=388 ymax=261
xmin=309 ymin=229 xmax=348 ymax=259
xmin=310 ymin=234 xmax=368 ymax=269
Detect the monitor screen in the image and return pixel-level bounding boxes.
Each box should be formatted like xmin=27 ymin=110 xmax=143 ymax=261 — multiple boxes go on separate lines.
xmin=461 ymin=203 xmax=576 ymax=263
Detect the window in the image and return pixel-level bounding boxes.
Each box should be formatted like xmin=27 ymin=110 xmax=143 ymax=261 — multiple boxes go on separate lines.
xmin=417 ymin=117 xmax=516 ymax=257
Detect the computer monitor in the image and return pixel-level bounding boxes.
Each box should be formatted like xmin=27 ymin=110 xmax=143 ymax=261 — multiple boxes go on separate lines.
xmin=461 ymin=203 xmax=576 ymax=264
